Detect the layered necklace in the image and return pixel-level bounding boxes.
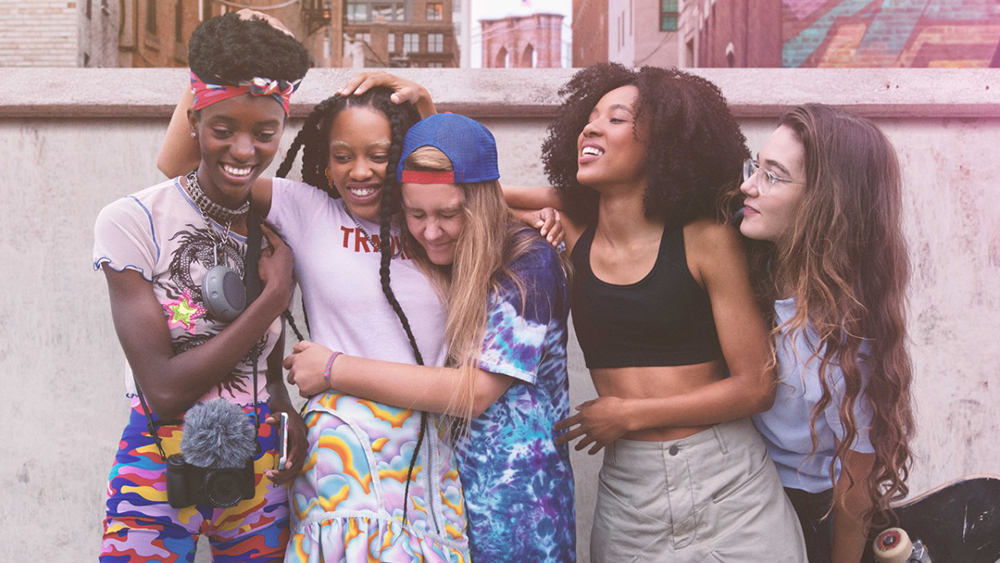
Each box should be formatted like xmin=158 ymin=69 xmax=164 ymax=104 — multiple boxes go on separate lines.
xmin=183 ymin=169 xmax=248 ymax=268
xmin=184 ymin=169 xmax=250 ymax=321
xmin=184 ymin=169 xmax=250 ymax=224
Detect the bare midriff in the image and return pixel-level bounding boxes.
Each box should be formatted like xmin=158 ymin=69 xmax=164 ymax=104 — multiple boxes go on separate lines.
xmin=590 ymin=358 xmax=727 ymax=442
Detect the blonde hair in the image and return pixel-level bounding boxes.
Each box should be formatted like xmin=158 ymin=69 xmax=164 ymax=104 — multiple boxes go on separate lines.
xmin=404 ymin=146 xmax=539 ymax=427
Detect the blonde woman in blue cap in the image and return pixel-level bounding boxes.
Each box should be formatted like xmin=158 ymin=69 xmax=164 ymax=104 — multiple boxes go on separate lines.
xmin=284 ymin=113 xmax=577 ymax=562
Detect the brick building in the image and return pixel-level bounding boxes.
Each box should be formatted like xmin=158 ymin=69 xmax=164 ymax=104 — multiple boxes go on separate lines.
xmin=342 ymin=0 xmax=458 ymax=67
xmin=118 ymin=0 xmax=318 ymax=68
xmin=684 ymin=0 xmax=1000 ymax=68
xmin=680 ymin=0 xmax=782 ymax=67
xmin=573 ymin=0 xmax=607 ymax=67
xmin=7 ymin=0 xmax=457 ymax=70
xmin=0 ymin=1 xmax=80 ymax=67
xmin=571 ymin=0 xmax=684 ymax=67
xmin=481 ymin=12 xmax=564 ymax=68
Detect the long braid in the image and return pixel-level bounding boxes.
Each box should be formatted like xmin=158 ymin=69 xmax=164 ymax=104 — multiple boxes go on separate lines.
xmin=278 ymin=89 xmax=428 ymax=526
xmin=275 ymin=97 xmax=345 ymax=339
xmin=372 ymin=100 xmax=429 ymax=526
xmin=377 ymin=114 xmax=425 ymax=366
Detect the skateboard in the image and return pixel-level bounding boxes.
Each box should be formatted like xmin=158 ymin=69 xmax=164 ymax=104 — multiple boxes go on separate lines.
xmin=862 ymin=475 xmax=1000 ymax=563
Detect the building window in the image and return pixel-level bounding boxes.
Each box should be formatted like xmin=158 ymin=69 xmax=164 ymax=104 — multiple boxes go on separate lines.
xmin=427 ymin=33 xmax=443 ymax=53
xmin=388 ymin=33 xmax=396 ymax=53
xmin=346 ymin=2 xmax=368 ymax=22
xmin=427 ymin=61 xmax=444 ymax=68
xmin=86 ymin=0 xmax=92 ymax=18
xmin=660 ymin=0 xmax=678 ymax=31
xmin=373 ymin=3 xmax=403 ymax=22
xmin=146 ymin=0 xmax=157 ymax=34
xmin=426 ymin=2 xmax=443 ymax=21
xmin=403 ymin=33 xmax=419 ymax=54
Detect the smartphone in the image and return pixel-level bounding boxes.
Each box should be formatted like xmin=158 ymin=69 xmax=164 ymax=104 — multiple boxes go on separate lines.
xmin=274 ymin=412 xmax=289 ymax=471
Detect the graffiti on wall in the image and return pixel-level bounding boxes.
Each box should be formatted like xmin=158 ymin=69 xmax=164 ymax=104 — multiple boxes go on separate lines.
xmin=782 ymin=0 xmax=1000 ymax=67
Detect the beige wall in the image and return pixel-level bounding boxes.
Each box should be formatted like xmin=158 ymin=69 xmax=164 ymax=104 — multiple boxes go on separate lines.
xmin=1 ymin=68 xmax=998 ymax=561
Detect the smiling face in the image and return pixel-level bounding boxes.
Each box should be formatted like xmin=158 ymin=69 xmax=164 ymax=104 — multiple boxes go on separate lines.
xmin=326 ymin=106 xmax=392 ymax=222
xmin=576 ymin=84 xmax=649 ymax=192
xmin=401 ymin=182 xmax=466 ymax=266
xmin=739 ymin=125 xmax=807 ymax=248
xmin=189 ymin=94 xmax=285 ymax=208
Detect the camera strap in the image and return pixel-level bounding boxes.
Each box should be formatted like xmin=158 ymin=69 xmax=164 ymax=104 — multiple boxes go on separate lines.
xmin=132 ymin=207 xmax=266 ymax=462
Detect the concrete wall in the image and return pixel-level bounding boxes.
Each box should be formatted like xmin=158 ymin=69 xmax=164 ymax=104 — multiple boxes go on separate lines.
xmin=1 ymin=68 xmax=998 ymax=561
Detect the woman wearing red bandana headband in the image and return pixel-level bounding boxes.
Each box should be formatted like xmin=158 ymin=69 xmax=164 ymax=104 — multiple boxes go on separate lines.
xmin=158 ymin=14 xmax=481 ymax=563
xmin=93 ymin=12 xmax=309 ymax=562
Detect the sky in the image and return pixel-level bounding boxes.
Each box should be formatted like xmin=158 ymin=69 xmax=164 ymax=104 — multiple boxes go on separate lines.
xmin=468 ymin=0 xmax=573 ymax=68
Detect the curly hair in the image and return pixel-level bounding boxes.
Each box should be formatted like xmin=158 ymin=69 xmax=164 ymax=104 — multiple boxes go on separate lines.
xmin=188 ymin=12 xmax=310 ymax=85
xmin=275 ymin=89 xmax=427 ymax=523
xmin=723 ymin=104 xmax=914 ymax=525
xmin=542 ymin=63 xmax=748 ymax=226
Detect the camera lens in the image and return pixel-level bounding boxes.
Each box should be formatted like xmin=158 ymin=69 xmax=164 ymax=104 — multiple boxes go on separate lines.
xmin=205 ymin=469 xmax=247 ymax=507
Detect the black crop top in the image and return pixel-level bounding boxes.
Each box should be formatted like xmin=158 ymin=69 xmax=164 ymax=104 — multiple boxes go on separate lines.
xmin=570 ymin=223 xmax=723 ymax=368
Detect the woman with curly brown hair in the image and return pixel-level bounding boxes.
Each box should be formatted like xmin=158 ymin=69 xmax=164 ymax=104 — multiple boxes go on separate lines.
xmin=506 ymin=63 xmax=807 ymax=560
xmin=732 ymin=104 xmax=914 ymax=562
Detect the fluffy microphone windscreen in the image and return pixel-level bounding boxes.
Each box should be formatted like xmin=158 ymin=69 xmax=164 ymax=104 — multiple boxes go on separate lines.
xmin=181 ymin=398 xmax=256 ymax=468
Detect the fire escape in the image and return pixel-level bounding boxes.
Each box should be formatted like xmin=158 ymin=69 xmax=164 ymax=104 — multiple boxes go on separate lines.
xmin=301 ymin=0 xmax=334 ymax=35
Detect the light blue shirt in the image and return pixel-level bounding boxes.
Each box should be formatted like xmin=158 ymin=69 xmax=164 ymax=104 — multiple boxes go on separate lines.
xmin=753 ymin=298 xmax=875 ymax=493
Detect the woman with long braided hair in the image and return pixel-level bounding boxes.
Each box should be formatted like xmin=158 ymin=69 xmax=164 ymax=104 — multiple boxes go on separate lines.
xmin=268 ymin=87 xmax=470 ymax=561
xmin=283 ymin=113 xmax=576 ymax=562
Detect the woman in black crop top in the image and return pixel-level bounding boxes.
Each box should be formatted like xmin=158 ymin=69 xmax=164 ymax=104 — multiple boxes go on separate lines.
xmin=507 ymin=64 xmax=808 ymax=561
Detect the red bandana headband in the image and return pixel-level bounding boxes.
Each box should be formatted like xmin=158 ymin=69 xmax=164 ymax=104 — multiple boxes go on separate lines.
xmin=190 ymin=71 xmax=299 ymax=115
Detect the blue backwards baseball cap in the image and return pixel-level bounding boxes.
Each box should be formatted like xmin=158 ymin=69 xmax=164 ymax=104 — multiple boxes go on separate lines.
xmin=397 ymin=113 xmax=500 ymax=184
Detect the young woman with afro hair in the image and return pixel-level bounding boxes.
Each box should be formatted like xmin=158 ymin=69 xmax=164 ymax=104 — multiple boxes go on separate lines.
xmin=505 ymin=63 xmax=809 ymax=561
xmin=94 ymin=11 xmax=309 ymax=562
xmin=157 ymin=16 xmax=480 ymax=561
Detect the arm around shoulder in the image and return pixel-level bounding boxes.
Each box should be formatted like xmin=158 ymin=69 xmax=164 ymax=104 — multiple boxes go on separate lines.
xmin=688 ymin=219 xmax=776 ymax=412
xmin=157 ymin=86 xmax=201 ymax=178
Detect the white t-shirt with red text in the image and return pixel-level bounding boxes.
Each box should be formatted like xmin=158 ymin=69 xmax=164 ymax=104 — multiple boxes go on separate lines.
xmin=267 ymin=177 xmax=447 ymax=367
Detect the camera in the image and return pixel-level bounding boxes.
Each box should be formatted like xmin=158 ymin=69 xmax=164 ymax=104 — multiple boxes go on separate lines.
xmin=166 ymin=454 xmax=255 ymax=508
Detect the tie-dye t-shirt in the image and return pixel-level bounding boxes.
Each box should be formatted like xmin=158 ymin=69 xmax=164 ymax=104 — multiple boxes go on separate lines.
xmin=457 ymin=236 xmax=576 ymax=562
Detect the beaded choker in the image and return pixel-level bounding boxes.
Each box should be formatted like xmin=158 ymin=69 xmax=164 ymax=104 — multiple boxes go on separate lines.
xmin=184 ymin=169 xmax=251 ymax=223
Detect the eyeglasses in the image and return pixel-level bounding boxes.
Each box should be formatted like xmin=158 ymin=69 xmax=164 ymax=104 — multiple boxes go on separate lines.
xmin=742 ymin=158 xmax=804 ymax=195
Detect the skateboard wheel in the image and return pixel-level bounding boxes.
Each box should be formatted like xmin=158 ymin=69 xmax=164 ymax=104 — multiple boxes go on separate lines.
xmin=873 ymin=527 xmax=913 ymax=563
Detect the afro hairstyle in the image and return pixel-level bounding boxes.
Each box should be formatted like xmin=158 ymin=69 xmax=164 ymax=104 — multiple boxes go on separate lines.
xmin=542 ymin=63 xmax=749 ymax=227
xmin=188 ymin=12 xmax=310 ymax=86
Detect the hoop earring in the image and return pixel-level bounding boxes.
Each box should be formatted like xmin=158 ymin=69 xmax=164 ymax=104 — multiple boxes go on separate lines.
xmin=325 ymin=167 xmax=334 ymax=189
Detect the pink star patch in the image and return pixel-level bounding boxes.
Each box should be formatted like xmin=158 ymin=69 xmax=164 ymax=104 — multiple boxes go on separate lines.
xmin=161 ymin=289 xmax=206 ymax=334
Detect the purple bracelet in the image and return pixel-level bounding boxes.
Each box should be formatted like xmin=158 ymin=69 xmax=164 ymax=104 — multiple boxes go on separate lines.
xmin=323 ymin=351 xmax=343 ymax=388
